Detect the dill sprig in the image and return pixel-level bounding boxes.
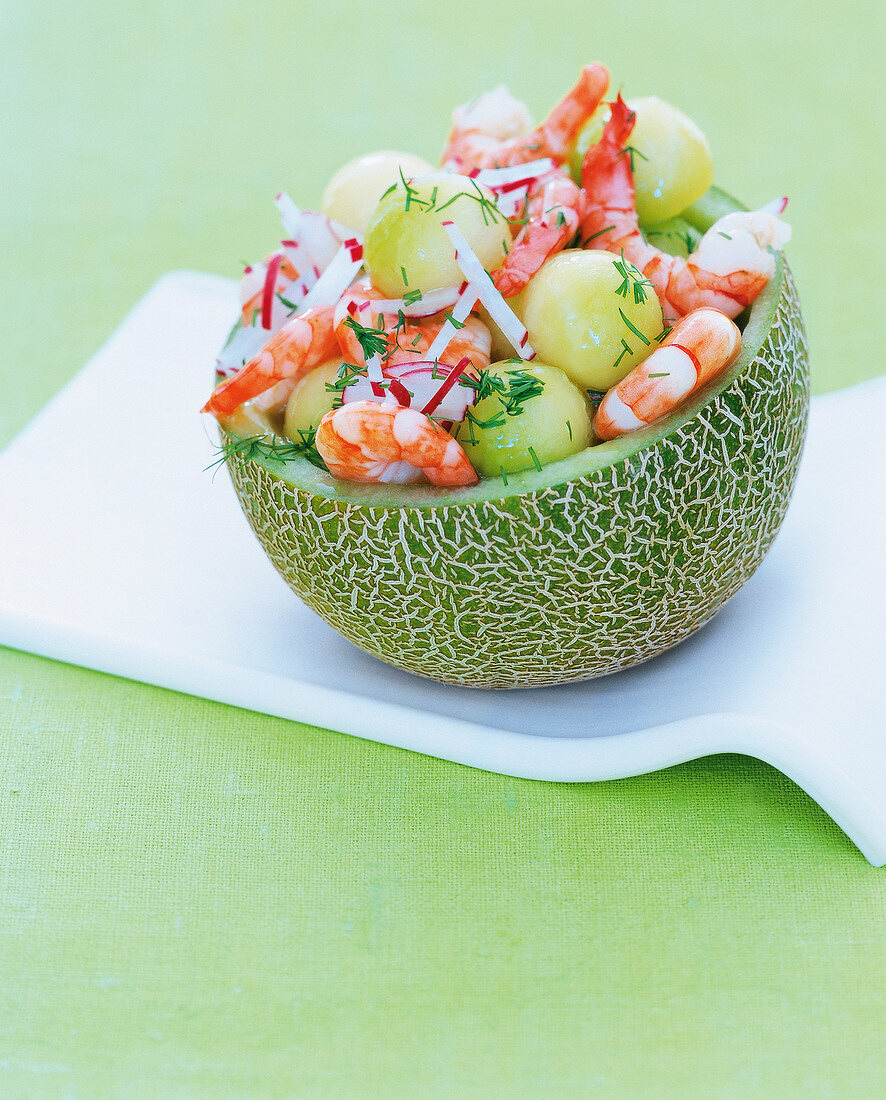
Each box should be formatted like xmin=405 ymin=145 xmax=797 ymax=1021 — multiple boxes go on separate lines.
xmin=619 ymin=144 xmax=648 ymax=172
xmin=611 ymin=338 xmax=633 ymax=372
xmin=208 ymin=432 xmax=326 ymax=473
xmin=619 ymin=308 xmax=652 ymax=346
xmin=467 ymin=366 xmax=546 ymax=417
xmin=399 ymin=168 xmax=434 ymax=212
xmin=583 ymin=224 xmax=615 ymax=246
xmin=613 ymin=254 xmax=653 ymax=304
xmin=343 ymin=314 xmax=388 ymax=361
xmin=325 ymin=360 xmax=369 ymax=395
xmin=434 ymin=179 xmax=506 ymax=226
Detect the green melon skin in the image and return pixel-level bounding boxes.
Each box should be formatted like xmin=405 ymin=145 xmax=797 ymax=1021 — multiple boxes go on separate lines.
xmin=221 ymin=191 xmax=809 ymax=688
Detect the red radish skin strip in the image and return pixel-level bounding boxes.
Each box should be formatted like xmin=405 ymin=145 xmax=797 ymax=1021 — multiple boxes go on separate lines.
xmin=421 ymin=357 xmax=473 ymax=417
xmin=440 ymin=221 xmax=535 ymax=359
xmin=342 ymin=361 xmax=475 ymax=421
xmin=388 ymin=378 xmax=412 ymax=405
xmin=260 ymin=252 xmax=283 ymax=329
xmin=761 ymin=196 xmax=789 ymax=215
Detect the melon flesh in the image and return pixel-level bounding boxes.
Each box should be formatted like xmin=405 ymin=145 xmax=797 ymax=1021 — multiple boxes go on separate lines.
xmin=221 ymin=189 xmax=810 ymax=687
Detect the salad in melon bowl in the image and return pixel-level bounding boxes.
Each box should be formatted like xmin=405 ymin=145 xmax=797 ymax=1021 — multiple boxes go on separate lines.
xmin=202 ymin=63 xmax=808 ymax=688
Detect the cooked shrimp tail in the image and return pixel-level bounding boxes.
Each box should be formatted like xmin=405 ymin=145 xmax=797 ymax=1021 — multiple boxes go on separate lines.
xmin=492 ymin=171 xmax=581 ymax=298
xmin=580 ymin=95 xmax=790 ymax=321
xmin=443 ymin=64 xmax=609 ymax=172
xmin=315 ymin=401 xmax=478 ymax=487
xmin=202 ymin=305 xmax=338 ymax=419
xmin=594 ymin=308 xmax=742 ymax=440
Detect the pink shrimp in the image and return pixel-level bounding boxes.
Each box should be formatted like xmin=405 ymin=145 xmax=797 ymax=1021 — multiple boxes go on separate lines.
xmin=594 ymin=308 xmax=742 ymax=440
xmin=442 ymin=64 xmax=609 ymax=172
xmin=491 ymin=170 xmax=581 ymax=298
xmin=334 ymin=280 xmax=492 ymax=372
xmin=315 ymin=400 xmax=478 ymax=487
xmin=202 ymin=304 xmax=338 ymax=419
xmin=580 ymin=96 xmax=791 ymax=321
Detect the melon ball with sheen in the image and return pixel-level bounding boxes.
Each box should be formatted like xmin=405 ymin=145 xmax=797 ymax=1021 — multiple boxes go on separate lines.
xmin=283 ymin=358 xmax=344 ymax=440
xmin=519 ymin=250 xmax=664 ymax=392
xmin=321 ymin=150 xmax=435 ymax=234
xmin=570 ymin=97 xmax=714 ymax=225
xmin=460 ymin=361 xmax=591 ymax=477
xmin=363 ymin=172 xmax=511 ymax=296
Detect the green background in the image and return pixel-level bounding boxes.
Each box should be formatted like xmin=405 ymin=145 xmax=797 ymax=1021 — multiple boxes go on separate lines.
xmin=2 ymin=1 xmax=884 ymax=1095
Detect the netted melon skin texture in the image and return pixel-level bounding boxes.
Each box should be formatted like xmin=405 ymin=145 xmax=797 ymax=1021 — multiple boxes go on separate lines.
xmin=227 ymin=267 xmax=808 ymax=688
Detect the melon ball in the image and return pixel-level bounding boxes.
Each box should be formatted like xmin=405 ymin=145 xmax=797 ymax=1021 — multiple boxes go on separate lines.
xmin=363 ymin=171 xmax=511 ymax=296
xmin=519 ymin=250 xmax=664 ymax=392
xmin=459 ymin=360 xmax=591 ymax=477
xmin=321 ymin=150 xmax=435 ymax=235
xmin=570 ymin=97 xmax=714 ymax=225
xmin=283 ymin=358 xmax=344 ymax=440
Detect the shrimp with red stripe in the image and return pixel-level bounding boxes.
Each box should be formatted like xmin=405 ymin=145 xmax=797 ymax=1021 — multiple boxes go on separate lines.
xmin=594 ymin=308 xmax=742 ymax=440
xmin=579 ymin=95 xmax=791 ymax=322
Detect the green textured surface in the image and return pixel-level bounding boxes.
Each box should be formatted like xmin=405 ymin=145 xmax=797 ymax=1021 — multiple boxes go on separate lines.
xmin=2 ymin=1 xmax=885 ymax=1095
xmin=227 ymin=263 xmax=808 ymax=686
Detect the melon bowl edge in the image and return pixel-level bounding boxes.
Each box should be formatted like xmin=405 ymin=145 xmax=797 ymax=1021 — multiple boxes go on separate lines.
xmin=221 ymin=250 xmax=809 ymax=689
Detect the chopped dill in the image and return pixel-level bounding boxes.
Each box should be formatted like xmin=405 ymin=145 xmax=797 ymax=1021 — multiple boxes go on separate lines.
xmin=468 ymin=367 xmax=546 ymax=418
xmin=647 ymin=372 xmax=671 ymax=377
xmin=325 ymin=360 xmax=368 ymax=394
xmin=583 ymin=224 xmax=615 ymax=245
xmin=403 ymin=288 xmax=423 ymax=307
xmin=434 ymin=180 xmax=505 ymax=225
xmin=343 ymin=314 xmax=388 ymax=360
xmin=620 ymin=144 xmax=648 ymax=172
xmin=400 ymin=265 xmax=409 ymax=286
xmin=619 ymin=308 xmax=652 ymax=345
xmin=566 ymin=419 xmax=573 ymax=442
xmin=208 ymin=431 xmax=326 ymax=473
xmin=500 ymin=467 xmax=509 ymax=486
xmin=613 ymin=254 xmax=653 ymax=304
xmin=527 ymin=446 xmax=542 ymax=472
xmin=611 ymin=338 xmax=632 ymax=371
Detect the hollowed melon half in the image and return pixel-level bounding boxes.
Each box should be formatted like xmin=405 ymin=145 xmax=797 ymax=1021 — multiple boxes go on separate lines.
xmin=221 ymin=190 xmax=809 ymax=687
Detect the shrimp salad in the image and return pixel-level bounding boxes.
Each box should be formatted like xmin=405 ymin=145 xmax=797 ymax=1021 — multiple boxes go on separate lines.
xmin=203 ymin=64 xmax=791 ymax=489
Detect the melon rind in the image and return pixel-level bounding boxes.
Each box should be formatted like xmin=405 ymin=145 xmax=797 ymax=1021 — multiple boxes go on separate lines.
xmin=222 ymin=253 xmax=809 ymax=688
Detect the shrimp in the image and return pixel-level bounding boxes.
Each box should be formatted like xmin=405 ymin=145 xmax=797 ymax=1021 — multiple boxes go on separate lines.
xmin=491 ymin=170 xmax=581 ymax=298
xmin=442 ymin=64 xmax=609 ymax=172
xmin=202 ymin=304 xmax=338 ymax=419
xmin=315 ymin=400 xmax=478 ymax=487
xmin=594 ymin=308 xmax=742 ymax=440
xmin=579 ymin=95 xmax=791 ymax=321
xmin=334 ymin=280 xmax=492 ymax=372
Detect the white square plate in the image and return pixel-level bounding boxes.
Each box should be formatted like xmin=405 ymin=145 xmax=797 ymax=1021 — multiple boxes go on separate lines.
xmin=2 ymin=273 xmax=884 ymax=863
